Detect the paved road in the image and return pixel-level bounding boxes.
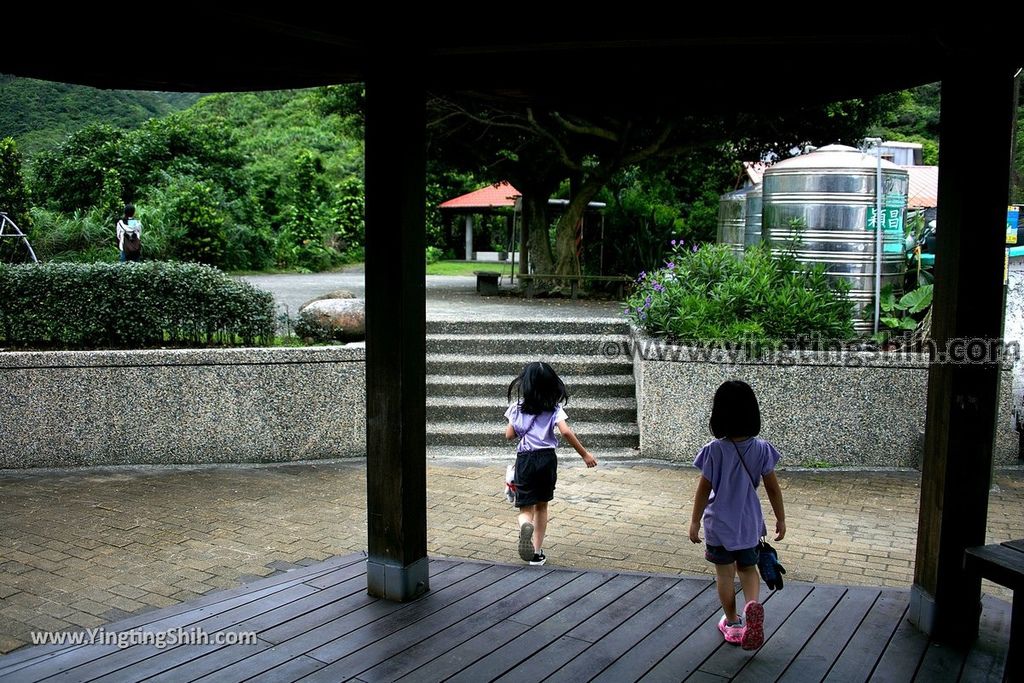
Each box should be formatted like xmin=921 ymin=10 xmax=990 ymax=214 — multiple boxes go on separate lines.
xmin=239 ymin=272 xmax=623 ymax=321
xmin=239 ymin=272 xmax=477 ymax=316
xmin=239 ymin=272 xmax=367 ymax=316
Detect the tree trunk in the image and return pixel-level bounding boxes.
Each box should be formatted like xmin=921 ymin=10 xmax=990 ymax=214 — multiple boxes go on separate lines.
xmin=522 ymin=190 xmax=555 ymax=276
xmin=553 ymin=178 xmax=604 ymax=278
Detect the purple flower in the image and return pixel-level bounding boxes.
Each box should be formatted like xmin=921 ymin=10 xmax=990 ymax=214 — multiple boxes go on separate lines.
xmin=670 ymin=239 xmax=677 ymax=246
xmin=639 ymin=312 xmax=647 ymax=321
xmin=644 ymin=295 xmax=653 ymax=306
xmin=637 ymin=270 xmax=647 ymax=281
xmin=624 ymin=307 xmax=631 ymax=315
xmin=665 ymin=261 xmax=675 ymax=270
xmin=653 ymin=283 xmax=665 ymax=292
xmin=691 ymin=244 xmax=698 ymax=252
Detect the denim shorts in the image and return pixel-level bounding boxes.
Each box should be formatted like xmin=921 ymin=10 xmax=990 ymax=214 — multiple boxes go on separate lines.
xmin=705 ymin=543 xmax=760 ymax=567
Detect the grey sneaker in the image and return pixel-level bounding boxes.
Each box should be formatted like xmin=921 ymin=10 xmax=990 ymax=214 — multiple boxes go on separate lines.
xmin=518 ymin=523 xmax=535 ymax=561
xmin=529 ymin=551 xmax=546 ymax=566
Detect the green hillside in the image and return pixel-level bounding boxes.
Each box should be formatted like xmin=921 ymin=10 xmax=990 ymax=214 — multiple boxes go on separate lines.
xmin=186 ymin=88 xmax=364 ymax=185
xmin=866 ymin=82 xmax=941 ymax=164
xmin=0 ymin=75 xmax=202 ymax=155
xmin=3 ymin=84 xmax=372 ymax=271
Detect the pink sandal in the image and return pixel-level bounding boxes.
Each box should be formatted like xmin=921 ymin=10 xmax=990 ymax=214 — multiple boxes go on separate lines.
xmin=741 ymin=600 xmax=764 ymax=650
xmin=717 ymin=615 xmax=743 ymax=645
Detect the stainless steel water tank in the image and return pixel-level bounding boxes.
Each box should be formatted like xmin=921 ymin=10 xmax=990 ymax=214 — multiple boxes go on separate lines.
xmin=744 ymin=185 xmax=763 ymax=250
xmin=762 ymin=144 xmax=909 ymax=334
xmin=716 ymin=187 xmax=749 ymax=257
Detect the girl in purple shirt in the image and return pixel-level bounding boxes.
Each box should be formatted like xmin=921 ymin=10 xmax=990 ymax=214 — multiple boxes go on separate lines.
xmin=689 ymin=380 xmax=786 ymax=650
xmin=505 ymin=361 xmax=597 ymax=566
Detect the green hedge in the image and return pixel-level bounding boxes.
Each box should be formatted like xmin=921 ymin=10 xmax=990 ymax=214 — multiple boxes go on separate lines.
xmin=626 ymin=243 xmax=854 ymax=343
xmin=0 ymin=261 xmax=275 ymax=349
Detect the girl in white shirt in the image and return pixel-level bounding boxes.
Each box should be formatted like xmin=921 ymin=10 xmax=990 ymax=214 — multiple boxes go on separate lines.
xmin=116 ymin=203 xmax=142 ymax=261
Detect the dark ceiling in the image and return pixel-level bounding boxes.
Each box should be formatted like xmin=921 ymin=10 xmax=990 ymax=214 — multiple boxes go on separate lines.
xmin=2 ymin=14 xmax=1021 ymax=115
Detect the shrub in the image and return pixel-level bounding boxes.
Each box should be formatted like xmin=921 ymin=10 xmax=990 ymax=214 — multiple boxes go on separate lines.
xmin=872 ymin=283 xmax=933 ymax=345
xmin=625 ymin=242 xmax=854 ymax=344
xmin=0 ymin=261 xmax=275 ymax=349
xmin=158 ymin=177 xmax=229 ymax=266
xmin=0 ymin=137 xmax=31 ymax=228
xmin=20 ymin=207 xmax=112 ymax=262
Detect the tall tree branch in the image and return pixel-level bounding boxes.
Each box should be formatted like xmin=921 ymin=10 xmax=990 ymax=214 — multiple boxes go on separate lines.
xmin=550 ymin=112 xmax=619 ymax=142
xmin=622 ymin=121 xmax=676 ymax=165
xmin=527 ymin=108 xmax=583 ymax=172
xmin=426 ymin=98 xmax=536 ymax=135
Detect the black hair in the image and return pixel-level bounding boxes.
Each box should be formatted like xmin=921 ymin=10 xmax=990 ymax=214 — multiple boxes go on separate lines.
xmin=709 ymin=380 xmax=761 ymax=438
xmin=123 ymin=203 xmax=135 ymax=219
xmin=507 ymin=361 xmax=569 ymax=415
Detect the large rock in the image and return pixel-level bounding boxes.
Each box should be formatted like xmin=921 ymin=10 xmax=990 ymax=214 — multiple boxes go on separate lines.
xmin=297 ymin=298 xmax=365 ymax=342
xmin=300 ymin=289 xmax=356 ymax=311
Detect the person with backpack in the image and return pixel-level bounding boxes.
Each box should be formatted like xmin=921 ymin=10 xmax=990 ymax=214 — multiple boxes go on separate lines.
xmin=116 ymin=203 xmax=142 ymax=261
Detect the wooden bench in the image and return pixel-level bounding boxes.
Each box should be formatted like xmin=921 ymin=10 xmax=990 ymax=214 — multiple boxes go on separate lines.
xmin=517 ymin=273 xmax=632 ymax=299
xmin=964 ymin=538 xmax=1024 ymax=681
xmin=473 ymin=271 xmax=501 ymax=296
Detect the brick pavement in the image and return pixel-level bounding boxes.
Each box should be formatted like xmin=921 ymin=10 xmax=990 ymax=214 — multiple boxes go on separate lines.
xmin=0 ymin=460 xmax=1022 ymax=653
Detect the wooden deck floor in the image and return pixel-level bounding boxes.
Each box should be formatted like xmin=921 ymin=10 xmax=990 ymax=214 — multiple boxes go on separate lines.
xmin=0 ymin=553 xmax=1010 ymax=682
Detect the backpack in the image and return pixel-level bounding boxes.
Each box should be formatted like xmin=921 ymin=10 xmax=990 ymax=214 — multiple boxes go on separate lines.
xmin=123 ymin=229 xmax=141 ymax=258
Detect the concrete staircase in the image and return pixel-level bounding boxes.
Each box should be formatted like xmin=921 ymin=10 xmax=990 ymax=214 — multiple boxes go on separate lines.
xmin=425 ymin=319 xmax=639 ymax=460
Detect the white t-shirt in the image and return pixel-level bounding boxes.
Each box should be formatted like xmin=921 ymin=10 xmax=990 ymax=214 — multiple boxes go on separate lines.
xmin=117 ymin=219 xmax=142 ymax=250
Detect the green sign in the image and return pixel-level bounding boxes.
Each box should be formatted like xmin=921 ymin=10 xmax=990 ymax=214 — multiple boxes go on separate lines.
xmin=884 ymin=192 xmax=907 ymax=209
xmin=867 ymin=207 xmax=904 ymax=233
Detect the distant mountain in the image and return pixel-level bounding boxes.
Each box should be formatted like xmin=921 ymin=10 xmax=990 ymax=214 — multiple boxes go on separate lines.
xmin=0 ymin=75 xmax=202 ymax=155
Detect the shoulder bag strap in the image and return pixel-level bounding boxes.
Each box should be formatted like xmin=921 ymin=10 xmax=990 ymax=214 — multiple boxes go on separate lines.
xmin=731 ymin=439 xmax=768 ymax=544
xmin=731 ymin=439 xmax=758 ymax=489
xmin=514 ymin=412 xmax=539 ymax=450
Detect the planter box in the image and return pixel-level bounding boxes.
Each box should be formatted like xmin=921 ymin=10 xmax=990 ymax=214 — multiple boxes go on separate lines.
xmin=0 ymin=346 xmax=366 ymax=468
xmin=632 ymin=331 xmax=1018 ymax=467
xmin=474 ymin=251 xmax=519 ymax=263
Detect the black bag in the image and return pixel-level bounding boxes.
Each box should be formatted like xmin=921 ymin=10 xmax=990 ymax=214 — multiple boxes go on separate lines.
xmin=757 ymin=539 xmax=786 ymax=590
xmin=123 ymin=230 xmax=141 ymax=259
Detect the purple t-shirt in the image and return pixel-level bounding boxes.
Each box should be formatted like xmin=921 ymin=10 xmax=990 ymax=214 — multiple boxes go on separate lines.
xmin=694 ymin=437 xmax=781 ymax=551
xmin=505 ymin=402 xmax=568 ymax=453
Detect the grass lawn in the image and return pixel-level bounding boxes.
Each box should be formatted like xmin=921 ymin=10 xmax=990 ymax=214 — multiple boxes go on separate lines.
xmin=426 ymin=260 xmax=515 ymax=276
xmin=234 ymin=261 xmax=510 ymax=277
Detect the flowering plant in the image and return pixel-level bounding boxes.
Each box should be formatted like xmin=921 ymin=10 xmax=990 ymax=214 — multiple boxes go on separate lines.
xmin=625 ymin=241 xmax=853 ymax=344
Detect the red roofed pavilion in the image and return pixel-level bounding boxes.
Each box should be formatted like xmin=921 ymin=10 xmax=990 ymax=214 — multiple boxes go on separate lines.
xmin=438 ymin=181 xmax=521 ymax=210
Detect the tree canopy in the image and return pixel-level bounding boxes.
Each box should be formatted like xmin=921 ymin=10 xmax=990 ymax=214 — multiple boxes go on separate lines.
xmin=3 ymin=76 xmax=1018 ymax=280
xmin=427 ymin=90 xmax=905 ymax=281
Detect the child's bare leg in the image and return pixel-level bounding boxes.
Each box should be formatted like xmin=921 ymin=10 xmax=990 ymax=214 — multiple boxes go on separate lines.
xmin=737 ymin=564 xmax=760 ymax=606
xmin=518 ymin=505 xmax=535 ymax=528
xmin=714 ymin=563 xmax=739 ymax=622
xmin=516 ymin=506 xmax=536 ymax=561
xmin=532 ymin=502 xmax=549 ymax=551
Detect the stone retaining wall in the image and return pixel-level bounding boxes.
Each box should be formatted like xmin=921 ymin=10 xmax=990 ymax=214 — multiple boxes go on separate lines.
xmin=632 ymin=332 xmax=1018 ymax=467
xmin=0 ymin=346 xmax=366 ymax=468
